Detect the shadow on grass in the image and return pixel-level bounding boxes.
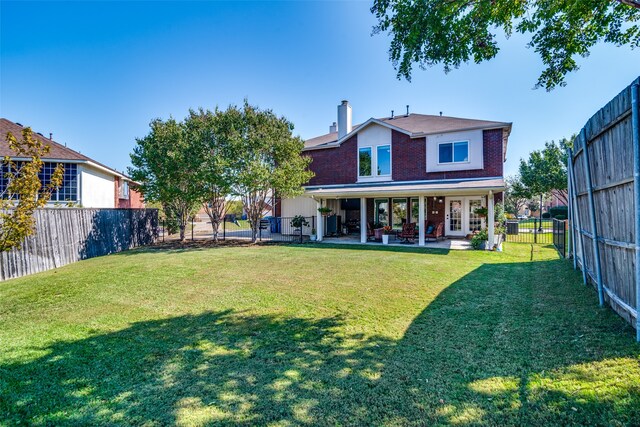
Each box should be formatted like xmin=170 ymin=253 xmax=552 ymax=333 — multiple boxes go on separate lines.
xmin=2 ymin=260 xmax=638 ymax=425
xmin=294 ymin=242 xmax=452 ymax=256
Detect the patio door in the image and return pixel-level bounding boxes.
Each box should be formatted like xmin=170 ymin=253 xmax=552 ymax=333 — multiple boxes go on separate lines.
xmin=445 ymin=198 xmax=465 ymax=236
xmin=445 ymin=196 xmax=486 ymax=236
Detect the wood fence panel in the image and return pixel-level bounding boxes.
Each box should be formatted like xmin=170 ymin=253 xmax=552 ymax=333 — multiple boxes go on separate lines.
xmin=569 ymin=77 xmax=639 ymax=331
xmin=0 ymin=208 xmax=158 ymax=281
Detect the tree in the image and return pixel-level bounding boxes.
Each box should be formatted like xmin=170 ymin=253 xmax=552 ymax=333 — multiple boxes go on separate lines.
xmin=519 ymin=138 xmax=572 ymax=225
xmin=185 ymin=109 xmax=234 ymax=242
xmin=0 ymin=127 xmax=63 ymax=252
xmin=229 ymin=102 xmax=314 ymax=243
xmin=504 ymin=175 xmax=531 ymax=215
xmin=371 ymin=0 xmax=640 ymax=90
xmin=129 ymin=118 xmax=201 ymax=241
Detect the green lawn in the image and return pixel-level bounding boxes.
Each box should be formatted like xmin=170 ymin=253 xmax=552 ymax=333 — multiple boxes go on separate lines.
xmin=1 ymin=243 xmax=638 ymax=426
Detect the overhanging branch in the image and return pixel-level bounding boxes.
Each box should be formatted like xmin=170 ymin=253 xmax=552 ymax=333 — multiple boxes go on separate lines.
xmin=617 ymin=0 xmax=640 ymax=8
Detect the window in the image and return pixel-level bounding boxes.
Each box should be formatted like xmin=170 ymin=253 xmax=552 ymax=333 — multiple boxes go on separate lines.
xmin=119 ymin=180 xmax=130 ymax=199
xmin=377 ymin=145 xmax=391 ymax=176
xmin=359 ymin=147 xmax=372 ymax=176
xmin=0 ymin=161 xmax=77 ymax=202
xmin=439 ymin=141 xmax=468 ymax=164
xmin=374 ymin=199 xmax=389 ymax=226
xmin=392 ymin=198 xmax=407 ymax=230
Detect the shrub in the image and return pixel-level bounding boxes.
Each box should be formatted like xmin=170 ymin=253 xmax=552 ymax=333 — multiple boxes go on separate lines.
xmin=555 ymin=214 xmax=567 ymax=220
xmin=542 ymin=212 xmax=551 ymax=219
xmin=549 ymin=206 xmax=568 ymax=218
xmin=471 ymin=229 xmax=488 ymax=250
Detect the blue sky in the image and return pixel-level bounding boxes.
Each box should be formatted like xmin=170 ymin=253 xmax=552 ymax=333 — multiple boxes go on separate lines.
xmin=1 ymin=1 xmax=639 ymax=177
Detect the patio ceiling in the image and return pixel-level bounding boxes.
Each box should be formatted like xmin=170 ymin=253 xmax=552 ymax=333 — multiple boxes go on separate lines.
xmin=304 ymin=178 xmax=505 ymax=198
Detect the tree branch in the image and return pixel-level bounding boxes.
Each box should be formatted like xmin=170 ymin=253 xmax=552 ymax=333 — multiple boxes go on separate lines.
xmin=616 ymin=0 xmax=640 ymax=8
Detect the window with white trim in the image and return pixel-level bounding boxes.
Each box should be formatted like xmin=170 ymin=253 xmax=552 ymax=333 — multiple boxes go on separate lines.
xmin=359 ymin=147 xmax=372 ymax=177
xmin=438 ymin=141 xmax=469 ymax=164
xmin=376 ymin=145 xmax=391 ymax=176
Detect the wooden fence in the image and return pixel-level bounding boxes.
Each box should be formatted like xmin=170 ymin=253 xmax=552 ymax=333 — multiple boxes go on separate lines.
xmin=0 ymin=208 xmax=158 ymax=281
xmin=568 ymin=76 xmax=639 ymax=339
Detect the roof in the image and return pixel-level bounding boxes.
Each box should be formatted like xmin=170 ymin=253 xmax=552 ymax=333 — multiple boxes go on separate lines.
xmin=304 ymin=113 xmax=511 ymax=150
xmin=304 ymin=177 xmax=505 ymax=198
xmin=0 ymin=118 xmax=133 ymax=181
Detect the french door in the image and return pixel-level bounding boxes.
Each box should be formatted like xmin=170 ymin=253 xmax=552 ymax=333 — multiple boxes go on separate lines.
xmin=445 ymin=196 xmax=485 ymax=236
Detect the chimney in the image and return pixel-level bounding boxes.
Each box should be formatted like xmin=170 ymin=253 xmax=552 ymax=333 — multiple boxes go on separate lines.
xmin=439 ymin=111 xmax=443 ymax=116
xmin=337 ymin=100 xmax=352 ymax=139
xmin=391 ymin=110 xmax=394 ymax=119
xmin=329 ymin=122 xmax=337 ymax=133
xmin=49 ymin=133 xmax=53 ymax=140
xmin=406 ymin=105 xmax=409 ymax=116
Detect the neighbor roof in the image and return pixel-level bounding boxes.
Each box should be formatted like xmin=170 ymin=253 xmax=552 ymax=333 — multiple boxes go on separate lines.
xmin=304 ymin=113 xmax=511 ymax=150
xmin=0 ymin=118 xmax=133 ymax=180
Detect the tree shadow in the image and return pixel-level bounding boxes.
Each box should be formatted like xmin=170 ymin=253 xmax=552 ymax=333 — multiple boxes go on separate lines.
xmin=2 ymin=259 xmax=638 ymax=425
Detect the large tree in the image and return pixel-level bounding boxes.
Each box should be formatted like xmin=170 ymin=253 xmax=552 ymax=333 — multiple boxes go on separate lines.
xmin=129 ymin=118 xmax=201 ymax=241
xmin=371 ymin=0 xmax=640 ymax=90
xmin=184 ymin=108 xmax=234 ymax=242
xmin=0 ymin=127 xmax=63 ymax=252
xmin=229 ymin=102 xmax=314 ymax=243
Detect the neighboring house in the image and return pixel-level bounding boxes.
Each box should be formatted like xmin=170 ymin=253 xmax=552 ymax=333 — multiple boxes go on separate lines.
xmin=280 ymin=101 xmax=512 ymax=245
xmin=0 ymin=118 xmax=143 ymax=208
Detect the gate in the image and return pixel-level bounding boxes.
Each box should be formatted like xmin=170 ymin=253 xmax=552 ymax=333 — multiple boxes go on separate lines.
xmin=552 ymin=219 xmax=567 ymax=257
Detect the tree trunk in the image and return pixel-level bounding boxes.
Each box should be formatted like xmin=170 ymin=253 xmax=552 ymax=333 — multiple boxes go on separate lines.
xmin=211 ymin=222 xmax=218 ymax=242
xmin=179 ymin=224 xmax=186 ymax=242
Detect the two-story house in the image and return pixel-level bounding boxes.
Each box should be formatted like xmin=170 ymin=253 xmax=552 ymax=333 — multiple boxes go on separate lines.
xmin=280 ymin=101 xmax=511 ymax=246
xmin=0 ymin=118 xmax=144 ymax=208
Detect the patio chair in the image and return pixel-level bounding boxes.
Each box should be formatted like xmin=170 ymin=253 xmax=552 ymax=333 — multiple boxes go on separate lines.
xmin=398 ymin=222 xmax=417 ymax=244
xmin=366 ymin=222 xmax=375 ymax=241
xmin=425 ymin=221 xmax=444 ymax=242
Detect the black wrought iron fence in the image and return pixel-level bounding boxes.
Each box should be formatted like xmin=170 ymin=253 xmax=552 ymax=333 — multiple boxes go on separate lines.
xmin=503 ymin=218 xmax=553 ymax=244
xmin=222 ymin=216 xmax=315 ymax=243
xmin=552 ymin=218 xmax=567 ymax=257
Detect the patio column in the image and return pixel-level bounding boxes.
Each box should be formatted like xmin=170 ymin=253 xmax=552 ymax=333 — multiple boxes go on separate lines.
xmin=418 ymin=195 xmax=425 ymax=246
xmin=360 ymin=197 xmax=367 ymax=243
xmin=316 ymin=199 xmax=324 ymax=242
xmin=487 ymin=191 xmax=495 ymax=250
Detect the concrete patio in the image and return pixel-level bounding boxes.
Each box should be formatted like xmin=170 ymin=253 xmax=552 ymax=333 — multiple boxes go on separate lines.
xmin=319 ymin=235 xmax=472 ymax=250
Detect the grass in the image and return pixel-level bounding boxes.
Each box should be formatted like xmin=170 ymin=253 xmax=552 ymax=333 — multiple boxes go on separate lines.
xmin=1 ymin=243 xmax=638 ymax=426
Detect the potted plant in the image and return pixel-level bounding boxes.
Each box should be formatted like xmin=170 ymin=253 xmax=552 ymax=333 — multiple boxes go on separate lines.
xmin=310 ymin=228 xmax=317 ymax=241
xmin=291 ymin=215 xmax=309 ymax=239
xmin=470 ymin=228 xmax=489 ymax=250
xmin=318 ymin=207 xmax=333 ymax=216
xmin=474 ymin=207 xmax=488 ymax=218
xmin=382 ymin=225 xmax=394 ymax=244
xmin=373 ymin=222 xmax=384 ymax=240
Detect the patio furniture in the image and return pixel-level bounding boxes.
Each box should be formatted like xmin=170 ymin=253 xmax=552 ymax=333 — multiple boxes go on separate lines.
xmin=366 ymin=222 xmax=375 ymax=241
xmin=398 ymin=222 xmax=417 ymax=243
xmin=425 ymin=221 xmax=444 ymax=242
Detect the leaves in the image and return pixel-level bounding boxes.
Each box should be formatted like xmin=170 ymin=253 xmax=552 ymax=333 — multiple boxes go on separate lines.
xmin=519 ymin=138 xmax=571 ymax=201
xmin=0 ymin=127 xmax=64 ymax=252
xmin=371 ymin=0 xmax=640 ymax=90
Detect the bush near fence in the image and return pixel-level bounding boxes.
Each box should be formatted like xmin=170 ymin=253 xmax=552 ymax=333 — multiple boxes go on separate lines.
xmin=1 ymin=208 xmax=158 ymax=281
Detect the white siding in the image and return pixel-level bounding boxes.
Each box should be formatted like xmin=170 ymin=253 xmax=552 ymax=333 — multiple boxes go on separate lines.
xmin=357 ymin=123 xmax=392 ymax=183
xmin=426 ymin=129 xmax=484 ymax=172
xmin=79 ymin=165 xmax=115 ymax=208
xmin=281 ymin=196 xmax=316 ymax=218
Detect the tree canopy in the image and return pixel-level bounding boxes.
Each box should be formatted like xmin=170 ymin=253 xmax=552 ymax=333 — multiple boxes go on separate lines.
xmin=371 ymin=0 xmax=640 ymax=90
xmin=519 ymin=138 xmax=572 ymax=207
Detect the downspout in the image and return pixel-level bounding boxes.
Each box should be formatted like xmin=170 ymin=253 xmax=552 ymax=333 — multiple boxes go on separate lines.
xmin=631 ymin=81 xmax=640 ymax=341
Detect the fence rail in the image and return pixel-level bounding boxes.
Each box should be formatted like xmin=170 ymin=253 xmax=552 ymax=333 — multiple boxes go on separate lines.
xmin=552 ymin=219 xmax=567 ymax=258
xmin=2 ymin=208 xmax=158 ymax=281
xmin=503 ymin=218 xmax=553 ymax=244
xmin=568 ymin=76 xmax=639 ymax=338
xmin=221 ymin=216 xmax=315 ymax=243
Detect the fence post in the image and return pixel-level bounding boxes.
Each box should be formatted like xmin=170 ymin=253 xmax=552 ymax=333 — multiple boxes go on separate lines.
xmin=631 ymin=81 xmax=640 ymax=341
xmin=568 ymin=149 xmax=575 ymax=268
xmin=534 ymin=218 xmax=537 ymax=243
xmin=582 ymin=128 xmax=605 ymax=306
xmin=162 ymin=219 xmax=165 ymax=243
xmin=223 ymin=217 xmax=226 ymax=241
xmin=568 ymin=147 xmax=588 ymax=285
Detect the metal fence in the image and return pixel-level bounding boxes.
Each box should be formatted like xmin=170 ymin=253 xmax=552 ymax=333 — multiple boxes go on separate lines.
xmin=221 ymin=216 xmax=316 ymax=243
xmin=552 ymin=219 xmax=567 ymax=258
xmin=504 ymin=218 xmax=553 ymax=244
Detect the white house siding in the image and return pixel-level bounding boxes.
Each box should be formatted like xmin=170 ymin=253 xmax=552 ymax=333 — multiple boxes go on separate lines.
xmin=426 ymin=129 xmax=484 ymax=172
xmin=357 ymin=123 xmax=392 ymax=183
xmin=79 ymin=164 xmax=115 ymax=208
xmin=281 ymin=196 xmax=316 ymax=218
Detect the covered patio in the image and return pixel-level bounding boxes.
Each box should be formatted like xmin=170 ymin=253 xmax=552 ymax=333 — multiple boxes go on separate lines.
xmin=320 ymin=234 xmax=472 ymax=250
xmin=305 ymin=177 xmax=504 ymax=249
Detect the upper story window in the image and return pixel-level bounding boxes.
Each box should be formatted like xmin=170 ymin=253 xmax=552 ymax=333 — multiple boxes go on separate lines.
xmin=0 ymin=162 xmax=78 ymax=202
xmin=359 ymin=147 xmax=372 ymax=176
xmin=376 ymin=145 xmax=391 ymax=176
xmin=438 ymin=141 xmax=469 ymax=164
xmin=119 ymin=180 xmax=130 ymax=199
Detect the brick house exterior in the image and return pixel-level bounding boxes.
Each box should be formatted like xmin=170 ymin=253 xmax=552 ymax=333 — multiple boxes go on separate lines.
xmin=280 ymin=101 xmax=511 ymax=247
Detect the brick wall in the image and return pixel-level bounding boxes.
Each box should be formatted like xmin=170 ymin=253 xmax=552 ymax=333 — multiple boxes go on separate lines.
xmin=114 ymin=177 xmax=145 ymax=209
xmin=306 ymin=134 xmax=358 ymax=186
xmin=306 ymin=128 xmax=504 ymax=186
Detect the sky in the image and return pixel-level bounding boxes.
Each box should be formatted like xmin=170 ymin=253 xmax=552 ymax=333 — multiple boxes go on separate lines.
xmin=1 ymin=1 xmax=639 ymax=177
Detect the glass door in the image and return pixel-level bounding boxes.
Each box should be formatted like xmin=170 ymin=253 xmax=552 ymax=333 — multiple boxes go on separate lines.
xmin=468 ymin=198 xmax=485 ymax=232
xmin=374 ymin=199 xmax=389 ymax=226
xmin=446 ymin=198 xmax=464 ymax=236
xmin=392 ymin=198 xmax=408 ymax=230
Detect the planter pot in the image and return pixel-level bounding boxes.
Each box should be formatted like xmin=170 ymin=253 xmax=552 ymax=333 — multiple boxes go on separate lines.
xmin=374 ymin=228 xmax=384 ymax=240
xmin=382 ymin=234 xmax=390 ymax=245
xmin=310 ymin=235 xmax=317 ymax=241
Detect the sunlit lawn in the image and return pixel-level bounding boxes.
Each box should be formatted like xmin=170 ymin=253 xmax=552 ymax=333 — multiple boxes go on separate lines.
xmin=1 ymin=243 xmax=638 ymax=426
